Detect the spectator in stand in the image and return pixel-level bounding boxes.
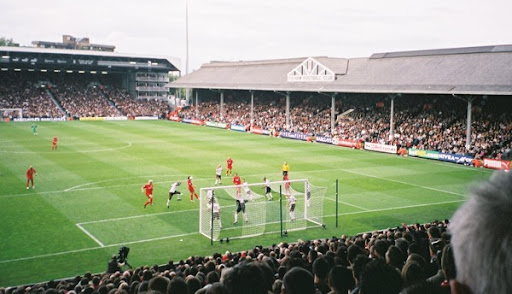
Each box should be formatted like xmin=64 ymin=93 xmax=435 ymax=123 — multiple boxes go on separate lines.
xmin=281 ymin=266 xmax=316 ymax=294
xmin=449 ymin=171 xmax=512 ymax=294
xmin=359 ymin=259 xmax=402 ymax=294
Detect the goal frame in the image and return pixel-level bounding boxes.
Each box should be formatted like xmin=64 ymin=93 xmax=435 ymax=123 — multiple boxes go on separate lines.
xmin=198 ymin=178 xmax=324 ymax=243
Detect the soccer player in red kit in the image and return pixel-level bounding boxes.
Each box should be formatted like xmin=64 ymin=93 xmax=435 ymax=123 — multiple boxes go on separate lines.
xmin=226 ymin=157 xmax=233 ymax=176
xmin=187 ymin=176 xmax=199 ymax=202
xmin=26 ymin=165 xmax=37 ymax=189
xmin=51 ymin=136 xmax=58 ymax=150
xmin=233 ymin=173 xmax=241 ymax=196
xmin=142 ymin=179 xmax=154 ymax=208
xmin=284 ymin=174 xmax=291 ymax=198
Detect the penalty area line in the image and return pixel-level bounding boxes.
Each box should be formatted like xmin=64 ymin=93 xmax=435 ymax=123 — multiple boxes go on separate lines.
xmin=76 ymin=223 xmax=105 ymax=247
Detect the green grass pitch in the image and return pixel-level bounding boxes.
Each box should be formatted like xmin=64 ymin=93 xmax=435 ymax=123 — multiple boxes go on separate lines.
xmin=0 ymin=120 xmax=491 ymax=286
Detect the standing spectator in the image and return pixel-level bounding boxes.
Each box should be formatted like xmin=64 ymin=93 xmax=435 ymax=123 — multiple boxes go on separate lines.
xmin=26 ymin=165 xmax=37 ymax=189
xmin=449 ymin=171 xmax=512 ymax=294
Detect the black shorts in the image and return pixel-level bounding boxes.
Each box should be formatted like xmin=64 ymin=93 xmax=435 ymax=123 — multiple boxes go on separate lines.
xmin=289 ymin=203 xmax=296 ymax=212
xmin=169 ymin=191 xmax=181 ymax=199
xmin=236 ymin=200 xmax=246 ymax=213
xmin=265 ymin=187 xmax=271 ymax=194
xmin=216 ymin=174 xmax=222 ymax=180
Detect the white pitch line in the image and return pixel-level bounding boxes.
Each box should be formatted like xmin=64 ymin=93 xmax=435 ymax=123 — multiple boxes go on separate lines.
xmin=335 ymin=199 xmax=466 ymax=216
xmin=339 ymin=168 xmax=467 ymax=198
xmin=325 ymin=197 xmax=369 ymax=211
xmin=78 ymin=208 xmax=199 ymax=225
xmin=0 ymin=198 xmax=466 ymax=265
xmin=75 ymin=224 xmax=105 ymax=247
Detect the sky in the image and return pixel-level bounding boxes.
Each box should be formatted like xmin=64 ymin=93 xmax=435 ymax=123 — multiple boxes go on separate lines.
xmin=1 ymin=0 xmax=511 ymax=73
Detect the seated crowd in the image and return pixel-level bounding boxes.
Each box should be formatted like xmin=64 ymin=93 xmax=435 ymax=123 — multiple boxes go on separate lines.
xmin=178 ymin=91 xmax=511 ymax=159
xmin=0 ymin=72 xmax=171 ymax=119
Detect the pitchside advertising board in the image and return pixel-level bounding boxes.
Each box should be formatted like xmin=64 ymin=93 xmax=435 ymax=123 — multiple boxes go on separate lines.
xmin=408 ymin=148 xmax=474 ymax=165
xmin=483 ymin=158 xmax=511 ymax=170
xmin=364 ymin=142 xmax=397 ymax=154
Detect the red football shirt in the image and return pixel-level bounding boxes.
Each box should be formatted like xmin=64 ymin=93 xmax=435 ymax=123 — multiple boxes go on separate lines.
xmin=233 ymin=175 xmax=241 ymax=185
xmin=143 ymin=183 xmax=153 ymax=196
xmin=26 ymin=167 xmax=36 ymax=179
xmin=52 ymin=137 xmax=58 ymax=144
xmin=227 ymin=158 xmax=233 ymax=168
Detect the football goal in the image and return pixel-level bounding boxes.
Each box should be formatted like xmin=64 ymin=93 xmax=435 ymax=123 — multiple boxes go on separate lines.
xmin=199 ymin=178 xmax=326 ymax=243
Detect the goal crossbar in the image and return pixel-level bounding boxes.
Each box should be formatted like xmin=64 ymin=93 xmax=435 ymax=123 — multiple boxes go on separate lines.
xmin=198 ymin=178 xmax=326 ymax=242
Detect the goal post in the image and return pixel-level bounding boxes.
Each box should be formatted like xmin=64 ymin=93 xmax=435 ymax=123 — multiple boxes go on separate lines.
xmin=0 ymin=108 xmax=23 ymax=120
xmin=199 ymin=178 xmax=326 ymax=242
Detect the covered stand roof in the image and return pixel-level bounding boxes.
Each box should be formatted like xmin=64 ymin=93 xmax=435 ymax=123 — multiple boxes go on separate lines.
xmin=169 ymin=45 xmax=512 ymax=95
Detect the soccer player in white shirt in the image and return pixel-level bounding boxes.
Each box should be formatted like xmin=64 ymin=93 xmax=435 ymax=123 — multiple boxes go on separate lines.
xmin=242 ymin=178 xmax=253 ymax=201
xmin=263 ymin=177 xmax=273 ymax=200
xmin=288 ymin=194 xmax=296 ymax=221
xmin=207 ymin=190 xmax=222 ymax=229
xmin=215 ymin=164 xmax=223 ymax=185
xmin=167 ymin=182 xmax=182 ymax=208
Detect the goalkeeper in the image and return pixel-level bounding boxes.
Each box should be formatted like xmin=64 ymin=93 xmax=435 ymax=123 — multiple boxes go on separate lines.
xmin=234 ymin=193 xmax=248 ymax=224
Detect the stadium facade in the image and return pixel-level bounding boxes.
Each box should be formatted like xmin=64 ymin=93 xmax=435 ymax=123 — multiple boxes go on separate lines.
xmin=0 ymin=46 xmax=180 ymax=100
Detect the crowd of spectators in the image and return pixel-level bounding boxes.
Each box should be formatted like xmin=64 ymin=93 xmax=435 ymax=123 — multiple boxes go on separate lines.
xmin=0 ymin=219 xmax=455 ymax=294
xmin=178 ymin=91 xmax=511 ymax=159
xmin=105 ymin=87 xmax=171 ymax=118
xmin=0 ymin=72 xmax=172 ymax=119
xmin=0 ymin=72 xmax=63 ymax=118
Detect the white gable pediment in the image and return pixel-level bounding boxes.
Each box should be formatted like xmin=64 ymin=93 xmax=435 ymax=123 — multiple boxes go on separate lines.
xmin=287 ymin=57 xmax=335 ymax=82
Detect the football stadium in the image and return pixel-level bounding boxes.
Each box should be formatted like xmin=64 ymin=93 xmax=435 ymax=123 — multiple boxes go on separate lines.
xmin=1 ymin=37 xmax=512 ymax=293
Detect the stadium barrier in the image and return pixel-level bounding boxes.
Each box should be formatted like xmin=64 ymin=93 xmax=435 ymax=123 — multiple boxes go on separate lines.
xmin=364 ymin=142 xmax=397 ymax=154
xmin=12 ymin=117 xmax=66 ymax=122
xmin=483 ymin=158 xmax=511 ymax=170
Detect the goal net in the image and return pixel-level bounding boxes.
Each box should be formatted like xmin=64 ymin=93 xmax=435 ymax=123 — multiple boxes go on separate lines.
xmin=199 ymin=178 xmax=326 ymax=242
xmin=0 ymin=108 xmax=23 ymax=121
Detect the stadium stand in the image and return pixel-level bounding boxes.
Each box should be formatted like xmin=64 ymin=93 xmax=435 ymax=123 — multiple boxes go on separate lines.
xmin=0 ymin=219 xmax=453 ymax=294
xmin=177 ymin=90 xmax=512 ymax=160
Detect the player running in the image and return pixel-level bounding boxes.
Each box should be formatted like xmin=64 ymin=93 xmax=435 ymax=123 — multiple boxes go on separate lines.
xmin=226 ymin=157 xmax=233 ymax=176
xmin=26 ymin=165 xmax=37 ymax=189
xmin=167 ymin=181 xmax=182 ymax=208
xmin=187 ymin=176 xmax=199 ymax=202
xmin=51 ymin=136 xmax=58 ymax=151
xmin=215 ymin=164 xmax=222 ymax=185
xmin=263 ymin=177 xmax=273 ymax=200
xmin=142 ymin=179 xmax=154 ymax=208
xmin=232 ymin=173 xmax=241 ymax=197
